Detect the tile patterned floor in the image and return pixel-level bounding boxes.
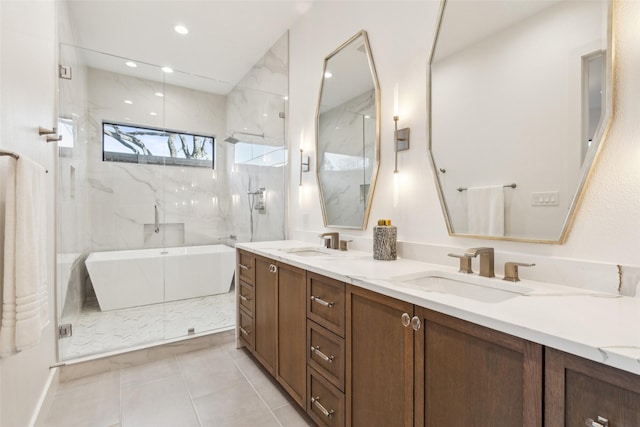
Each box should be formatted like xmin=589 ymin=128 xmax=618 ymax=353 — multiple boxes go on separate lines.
xmin=61 ymin=292 xmax=236 ymax=360
xmin=43 ymin=341 xmax=315 ymax=427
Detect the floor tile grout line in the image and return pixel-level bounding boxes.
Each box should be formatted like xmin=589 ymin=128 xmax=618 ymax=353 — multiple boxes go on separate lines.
xmin=232 ymin=354 xmax=286 ymax=427
xmin=175 ymin=353 xmax=205 ymax=427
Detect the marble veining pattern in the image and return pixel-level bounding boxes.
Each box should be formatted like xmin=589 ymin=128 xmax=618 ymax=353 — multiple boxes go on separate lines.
xmin=62 ymin=292 xmax=235 ymax=360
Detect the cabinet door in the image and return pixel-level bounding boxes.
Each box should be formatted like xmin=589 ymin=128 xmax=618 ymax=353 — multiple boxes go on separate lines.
xmin=254 ymin=255 xmax=278 ymax=374
xmin=277 ymin=262 xmax=307 ymax=408
xmin=346 ymin=286 xmax=414 ymax=427
xmin=546 ymin=348 xmax=640 ymax=427
xmin=415 ymin=307 xmax=542 ymax=427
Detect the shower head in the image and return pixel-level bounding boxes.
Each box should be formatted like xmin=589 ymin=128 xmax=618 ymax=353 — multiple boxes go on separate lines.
xmin=224 ymin=136 xmax=241 ymax=144
xmin=224 ymin=130 xmax=264 ymax=144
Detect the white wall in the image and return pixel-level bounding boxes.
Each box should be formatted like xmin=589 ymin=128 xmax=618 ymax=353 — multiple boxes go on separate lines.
xmin=289 ymin=1 xmax=640 ymax=288
xmin=0 ymin=1 xmax=57 ymax=425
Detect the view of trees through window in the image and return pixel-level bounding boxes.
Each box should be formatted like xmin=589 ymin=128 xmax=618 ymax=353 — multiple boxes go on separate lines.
xmin=102 ymin=122 xmax=214 ymax=168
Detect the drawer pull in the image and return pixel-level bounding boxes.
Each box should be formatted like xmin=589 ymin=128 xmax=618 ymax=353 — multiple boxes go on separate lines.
xmin=310 ymin=345 xmax=334 ymax=364
xmin=310 ymin=295 xmax=335 ymax=308
xmin=239 ymin=263 xmax=250 ymax=270
xmin=311 ymin=396 xmax=334 ymax=418
xmin=585 ymin=417 xmax=609 ymax=427
xmin=239 ymin=294 xmax=251 ymax=302
xmin=239 ymin=326 xmax=251 ymax=336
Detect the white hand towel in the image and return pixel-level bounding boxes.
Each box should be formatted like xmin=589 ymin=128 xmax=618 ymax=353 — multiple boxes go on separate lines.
xmin=466 ymin=185 xmax=505 ymax=237
xmin=0 ymin=155 xmax=49 ymax=356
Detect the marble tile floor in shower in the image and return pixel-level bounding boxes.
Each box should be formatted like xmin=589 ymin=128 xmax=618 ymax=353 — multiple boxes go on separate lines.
xmin=43 ymin=341 xmax=314 ymax=427
xmin=62 ymin=291 xmax=236 ymax=360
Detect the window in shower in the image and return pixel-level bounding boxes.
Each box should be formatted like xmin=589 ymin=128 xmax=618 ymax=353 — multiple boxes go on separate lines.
xmin=102 ymin=121 xmax=215 ymax=168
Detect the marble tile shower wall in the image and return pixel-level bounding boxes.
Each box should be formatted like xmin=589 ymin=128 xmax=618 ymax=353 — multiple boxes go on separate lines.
xmin=226 ymin=32 xmax=289 ymax=243
xmin=85 ymin=68 xmax=231 ymax=251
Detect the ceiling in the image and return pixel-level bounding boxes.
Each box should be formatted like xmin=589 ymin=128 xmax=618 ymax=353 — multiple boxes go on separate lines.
xmin=63 ymin=0 xmax=314 ymax=94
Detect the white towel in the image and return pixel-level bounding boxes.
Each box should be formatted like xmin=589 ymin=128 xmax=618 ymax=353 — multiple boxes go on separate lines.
xmin=467 ymin=185 xmax=505 ymax=236
xmin=0 ymin=155 xmax=49 ymax=356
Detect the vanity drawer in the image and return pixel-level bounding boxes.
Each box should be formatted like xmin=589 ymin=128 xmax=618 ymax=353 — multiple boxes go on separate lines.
xmin=307 ymin=272 xmax=346 ymax=337
xmin=238 ymin=280 xmax=254 ymax=315
xmin=237 ymin=250 xmax=255 ymax=285
xmin=308 ymin=320 xmax=345 ymax=392
xmin=308 ymin=366 xmax=345 ymax=427
xmin=238 ymin=309 xmax=254 ymax=350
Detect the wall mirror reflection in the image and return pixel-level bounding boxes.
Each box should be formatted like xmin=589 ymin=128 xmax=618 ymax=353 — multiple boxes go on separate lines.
xmin=316 ymin=30 xmax=380 ymax=229
xmin=429 ymin=0 xmax=612 ymax=243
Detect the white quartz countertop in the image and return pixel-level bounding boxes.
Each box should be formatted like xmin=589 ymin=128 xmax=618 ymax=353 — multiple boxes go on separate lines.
xmin=236 ymin=240 xmax=640 ymax=376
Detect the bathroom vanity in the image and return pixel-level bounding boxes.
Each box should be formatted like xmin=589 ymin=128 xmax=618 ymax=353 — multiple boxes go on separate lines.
xmin=236 ymin=241 xmax=640 ymax=427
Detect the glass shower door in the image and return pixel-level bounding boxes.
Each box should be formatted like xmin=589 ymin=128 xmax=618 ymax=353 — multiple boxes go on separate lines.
xmin=56 ymin=45 xmax=170 ymax=360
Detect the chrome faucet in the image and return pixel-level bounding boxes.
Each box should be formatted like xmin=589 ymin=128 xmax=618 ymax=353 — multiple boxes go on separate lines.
xmin=320 ymin=232 xmax=340 ymax=249
xmin=464 ymin=247 xmax=495 ymax=278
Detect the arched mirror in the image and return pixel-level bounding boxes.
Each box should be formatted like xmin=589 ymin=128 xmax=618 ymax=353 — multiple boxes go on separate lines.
xmin=428 ymin=0 xmax=612 ymax=243
xmin=316 ymin=30 xmax=380 ymax=229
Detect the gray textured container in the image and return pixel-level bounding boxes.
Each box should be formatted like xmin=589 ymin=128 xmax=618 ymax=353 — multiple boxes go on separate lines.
xmin=373 ymin=225 xmax=397 ymax=261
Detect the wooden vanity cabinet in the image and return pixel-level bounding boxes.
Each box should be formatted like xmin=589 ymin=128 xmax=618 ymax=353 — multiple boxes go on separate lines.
xmin=545 ymin=347 xmax=640 ymax=427
xmin=414 ymin=307 xmax=543 ymax=427
xmin=254 ymin=255 xmax=278 ymax=374
xmin=346 ymin=285 xmax=415 ymax=427
xmin=276 ymin=262 xmax=307 ymax=407
xmin=236 ymin=250 xmax=255 ymax=350
xmin=307 ymin=273 xmax=347 ymax=427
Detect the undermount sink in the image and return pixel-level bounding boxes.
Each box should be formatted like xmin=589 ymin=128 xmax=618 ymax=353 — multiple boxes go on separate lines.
xmin=397 ymin=271 xmax=534 ymax=303
xmin=278 ymin=247 xmax=333 ymax=257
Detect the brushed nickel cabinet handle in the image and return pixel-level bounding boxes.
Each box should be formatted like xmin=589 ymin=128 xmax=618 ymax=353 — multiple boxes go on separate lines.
xmin=310 ymin=345 xmax=334 ymax=364
xmin=585 ymin=416 xmax=609 ymax=427
xmin=310 ymin=296 xmax=334 ymax=308
xmin=311 ymin=396 xmax=334 ymax=418
xmin=411 ymin=316 xmax=422 ymax=331
xmin=239 ymin=263 xmax=250 ymax=270
xmin=239 ymin=294 xmax=251 ymax=302
xmin=239 ymin=327 xmax=251 ymax=336
xmin=401 ymin=313 xmax=411 ymax=327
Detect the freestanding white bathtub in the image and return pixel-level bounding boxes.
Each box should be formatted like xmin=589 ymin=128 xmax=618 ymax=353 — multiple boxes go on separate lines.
xmin=85 ymin=244 xmax=235 ymax=311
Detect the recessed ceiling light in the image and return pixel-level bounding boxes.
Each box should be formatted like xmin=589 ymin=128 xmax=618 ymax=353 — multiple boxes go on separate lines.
xmin=125 ymin=61 xmax=137 ymax=68
xmin=155 ymin=92 xmax=164 ymax=97
xmin=124 ymin=100 xmax=133 ymax=105
xmin=324 ymin=71 xmax=333 ymax=79
xmin=174 ymin=25 xmax=189 ymax=35
xmin=162 ymin=67 xmax=173 ymax=73
xmin=150 ymin=112 xmax=158 ymax=116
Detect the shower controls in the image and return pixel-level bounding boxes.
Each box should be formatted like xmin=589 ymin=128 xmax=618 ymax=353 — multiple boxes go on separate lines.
xmin=253 ymin=188 xmax=266 ymax=213
xmin=154 ymin=204 xmax=160 ymax=233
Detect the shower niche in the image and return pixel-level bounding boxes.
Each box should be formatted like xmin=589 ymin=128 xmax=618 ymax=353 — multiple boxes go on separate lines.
xmin=56 ymin=41 xmax=287 ymax=361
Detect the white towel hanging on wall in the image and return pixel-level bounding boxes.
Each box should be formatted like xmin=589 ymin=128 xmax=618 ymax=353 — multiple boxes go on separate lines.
xmin=0 ymin=155 xmax=49 ymax=356
xmin=466 ymin=185 xmax=505 ymax=237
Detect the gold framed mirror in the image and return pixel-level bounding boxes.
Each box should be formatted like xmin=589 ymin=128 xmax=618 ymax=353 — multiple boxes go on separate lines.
xmin=316 ymin=30 xmax=381 ymax=230
xmin=428 ymin=0 xmax=613 ymax=243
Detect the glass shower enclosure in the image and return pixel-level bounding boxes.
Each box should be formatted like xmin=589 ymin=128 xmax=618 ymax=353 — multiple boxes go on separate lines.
xmin=56 ymin=44 xmax=286 ymax=361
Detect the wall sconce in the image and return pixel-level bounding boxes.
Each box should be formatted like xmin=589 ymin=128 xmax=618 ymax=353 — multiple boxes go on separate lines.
xmin=299 ymin=149 xmax=310 ymax=186
xmin=393 ymin=84 xmax=410 ymax=174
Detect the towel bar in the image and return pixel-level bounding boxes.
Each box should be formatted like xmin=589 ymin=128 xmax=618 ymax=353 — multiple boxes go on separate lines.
xmin=457 ymin=183 xmax=516 ymax=192
xmin=0 ymin=149 xmax=19 ymax=159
